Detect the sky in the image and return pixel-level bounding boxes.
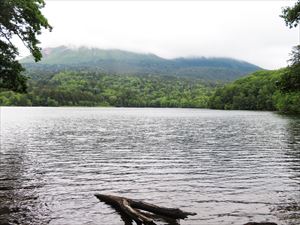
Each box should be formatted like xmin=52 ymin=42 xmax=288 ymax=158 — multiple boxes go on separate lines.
xmin=17 ymin=0 xmax=299 ymax=69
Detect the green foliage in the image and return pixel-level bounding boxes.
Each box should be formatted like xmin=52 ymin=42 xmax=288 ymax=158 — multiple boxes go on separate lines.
xmin=209 ymin=68 xmax=300 ymax=114
xmin=3 ymin=68 xmax=299 ymax=114
xmin=288 ymin=45 xmax=300 ymax=66
xmin=0 ymin=42 xmax=27 ymax=92
xmin=278 ymin=65 xmax=300 ymax=92
xmin=280 ymin=2 xmax=300 ymax=95
xmin=276 ymin=46 xmax=300 ymax=93
xmin=273 ymin=91 xmax=300 ymax=114
xmin=281 ymin=0 xmax=300 ymax=28
xmin=0 ymin=71 xmax=213 ymax=107
xmin=0 ymin=0 xmax=51 ymax=92
xmin=0 ymin=91 xmax=32 ymax=106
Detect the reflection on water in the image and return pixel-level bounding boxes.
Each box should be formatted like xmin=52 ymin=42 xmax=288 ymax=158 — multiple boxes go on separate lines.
xmin=0 ymin=107 xmax=299 ymax=225
xmin=270 ymin=116 xmax=300 ymax=225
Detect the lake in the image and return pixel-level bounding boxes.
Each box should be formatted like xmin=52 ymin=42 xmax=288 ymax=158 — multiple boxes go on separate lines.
xmin=0 ymin=107 xmax=299 ymax=225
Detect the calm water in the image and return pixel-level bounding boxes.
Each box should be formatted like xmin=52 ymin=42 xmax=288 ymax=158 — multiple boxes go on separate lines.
xmin=0 ymin=107 xmax=299 ymax=225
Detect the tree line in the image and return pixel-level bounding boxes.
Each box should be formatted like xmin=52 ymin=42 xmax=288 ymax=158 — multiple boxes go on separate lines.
xmin=208 ymin=69 xmax=300 ymax=114
xmin=0 ymin=72 xmax=213 ymax=108
xmin=1 ymin=68 xmax=299 ymax=114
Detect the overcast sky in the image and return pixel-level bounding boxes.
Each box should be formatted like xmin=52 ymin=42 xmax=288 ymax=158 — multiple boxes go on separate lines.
xmin=18 ymin=0 xmax=299 ymax=69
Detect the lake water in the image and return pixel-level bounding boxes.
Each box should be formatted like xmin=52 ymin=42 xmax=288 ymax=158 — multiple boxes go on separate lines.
xmin=0 ymin=107 xmax=299 ymax=225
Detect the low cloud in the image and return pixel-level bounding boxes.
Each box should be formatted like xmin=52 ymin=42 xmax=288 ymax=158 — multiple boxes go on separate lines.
xmin=18 ymin=0 xmax=298 ymax=69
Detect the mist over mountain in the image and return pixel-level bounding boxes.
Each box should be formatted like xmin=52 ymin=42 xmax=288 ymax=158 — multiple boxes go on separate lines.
xmin=21 ymin=46 xmax=262 ymax=81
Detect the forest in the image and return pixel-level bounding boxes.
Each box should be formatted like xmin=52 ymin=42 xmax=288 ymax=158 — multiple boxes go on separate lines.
xmin=209 ymin=68 xmax=300 ymax=114
xmin=0 ymin=71 xmax=213 ymax=108
xmin=0 ymin=67 xmax=299 ymax=114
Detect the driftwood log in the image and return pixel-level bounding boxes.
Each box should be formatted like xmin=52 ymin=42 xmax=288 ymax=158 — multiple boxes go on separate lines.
xmin=244 ymin=223 xmax=277 ymax=225
xmin=95 ymin=194 xmax=196 ymax=225
xmin=95 ymin=194 xmax=278 ymax=225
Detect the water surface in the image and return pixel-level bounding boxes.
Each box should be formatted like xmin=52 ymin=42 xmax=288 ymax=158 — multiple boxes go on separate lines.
xmin=0 ymin=107 xmax=299 ymax=225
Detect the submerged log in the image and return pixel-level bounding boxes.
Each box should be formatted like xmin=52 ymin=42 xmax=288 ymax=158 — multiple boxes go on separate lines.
xmin=244 ymin=223 xmax=277 ymax=225
xmin=95 ymin=194 xmax=277 ymax=225
xmin=95 ymin=194 xmax=196 ymax=224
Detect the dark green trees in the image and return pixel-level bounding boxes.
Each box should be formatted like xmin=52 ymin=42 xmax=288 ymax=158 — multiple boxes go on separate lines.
xmin=0 ymin=0 xmax=51 ymax=92
xmin=280 ymin=1 xmax=300 ymax=93
xmin=209 ymin=70 xmax=281 ymax=111
xmin=281 ymin=0 xmax=300 ymax=28
xmin=0 ymin=71 xmax=212 ymax=107
xmin=277 ymin=45 xmax=300 ymax=93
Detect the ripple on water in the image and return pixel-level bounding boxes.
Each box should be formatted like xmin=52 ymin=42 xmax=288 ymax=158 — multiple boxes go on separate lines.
xmin=0 ymin=107 xmax=299 ymax=225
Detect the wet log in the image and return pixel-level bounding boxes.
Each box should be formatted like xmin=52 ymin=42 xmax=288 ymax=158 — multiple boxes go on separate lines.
xmin=95 ymin=194 xmax=196 ymax=224
xmin=244 ymin=223 xmax=277 ymax=225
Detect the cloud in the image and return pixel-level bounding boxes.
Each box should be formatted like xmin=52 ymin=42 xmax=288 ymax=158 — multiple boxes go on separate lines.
xmin=18 ymin=0 xmax=298 ymax=69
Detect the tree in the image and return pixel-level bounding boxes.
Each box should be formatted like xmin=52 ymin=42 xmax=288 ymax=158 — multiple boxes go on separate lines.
xmin=281 ymin=1 xmax=300 ymax=66
xmin=288 ymin=45 xmax=300 ymax=66
xmin=0 ymin=0 xmax=52 ymax=92
xmin=278 ymin=64 xmax=300 ymax=92
xmin=281 ymin=0 xmax=300 ymax=28
xmin=280 ymin=1 xmax=300 ymax=92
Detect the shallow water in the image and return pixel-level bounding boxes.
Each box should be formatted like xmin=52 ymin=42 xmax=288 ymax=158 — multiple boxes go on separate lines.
xmin=0 ymin=107 xmax=299 ymax=225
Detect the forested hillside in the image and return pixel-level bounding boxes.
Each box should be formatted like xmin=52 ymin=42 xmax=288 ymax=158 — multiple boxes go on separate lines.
xmin=1 ymin=67 xmax=299 ymax=114
xmin=1 ymin=63 xmax=299 ymax=114
xmin=20 ymin=46 xmax=261 ymax=81
xmin=209 ymin=68 xmax=300 ymax=114
xmin=0 ymin=71 xmax=213 ymax=107
xmin=2 ymin=45 xmax=298 ymax=113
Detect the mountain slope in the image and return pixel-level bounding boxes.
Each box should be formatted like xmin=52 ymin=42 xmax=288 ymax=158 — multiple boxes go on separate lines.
xmin=20 ymin=46 xmax=262 ymax=81
xmin=209 ymin=68 xmax=300 ymax=113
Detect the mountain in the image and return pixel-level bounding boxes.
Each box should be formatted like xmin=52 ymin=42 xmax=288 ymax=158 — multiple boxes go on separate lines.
xmin=20 ymin=46 xmax=262 ymax=81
